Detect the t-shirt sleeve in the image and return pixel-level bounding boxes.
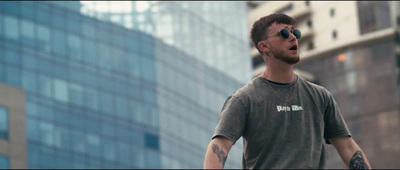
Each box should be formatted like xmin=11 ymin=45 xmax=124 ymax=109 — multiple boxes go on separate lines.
xmin=212 ymin=95 xmax=247 ymax=145
xmin=323 ymin=90 xmax=352 ymax=144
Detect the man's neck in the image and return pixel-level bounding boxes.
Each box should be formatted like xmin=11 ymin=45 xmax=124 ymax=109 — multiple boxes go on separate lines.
xmin=261 ymin=63 xmax=295 ymax=84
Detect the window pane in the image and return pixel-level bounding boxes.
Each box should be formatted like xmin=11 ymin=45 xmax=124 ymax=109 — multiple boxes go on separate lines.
xmin=38 ymin=74 xmax=52 ymax=98
xmin=53 ymin=78 xmax=68 ymax=102
xmin=128 ymin=55 xmax=141 ymax=77
xmin=357 ymin=1 xmax=391 ymax=34
xmin=67 ymin=13 xmax=81 ymax=33
xmin=97 ymin=43 xmax=111 ymax=69
xmin=51 ymin=29 xmax=66 ymax=56
xmin=141 ymin=39 xmax=154 ymax=57
xmin=145 ymin=133 xmax=159 ymax=150
xmin=5 ymin=65 xmax=21 ymax=86
xmin=71 ymin=129 xmax=85 ymax=152
xmin=22 ymin=70 xmax=38 ymax=92
xmin=26 ymin=101 xmax=38 ymax=117
xmin=35 ymin=4 xmax=50 ymax=25
xmin=111 ymin=48 xmax=126 ymax=71
xmin=36 ymin=24 xmax=50 ymax=52
xmin=117 ymin=141 xmax=130 ymax=164
xmin=0 ymin=106 xmax=9 ymax=139
xmin=115 ymin=96 xmax=128 ymax=118
xmin=0 ymin=155 xmax=9 ymax=169
xmin=21 ymin=3 xmax=35 ymax=21
xmin=86 ymin=134 xmax=101 ymax=156
xmin=68 ymin=66 xmax=82 ymax=83
xmin=146 ymin=149 xmax=160 ymax=168
xmin=131 ymin=145 xmax=145 ymax=168
xmin=53 ymin=62 xmax=67 ymax=80
xmin=67 ymin=34 xmax=82 ymax=61
xmin=27 ymin=119 xmax=39 ymax=141
xmin=125 ymin=31 xmax=139 ymax=51
xmin=51 ymin=11 xmax=65 ymax=29
xmin=85 ymin=117 xmax=100 ymax=135
xmin=68 ymin=83 xmax=83 ymax=106
xmin=99 ymin=92 xmax=113 ymax=114
xmin=102 ymin=137 xmax=116 ymax=161
xmin=142 ymin=104 xmax=152 ymax=125
xmin=142 ymin=57 xmax=155 ymax=81
xmin=3 ymin=15 xmax=19 ymax=41
xmin=28 ymin=150 xmax=40 ymax=168
xmin=0 ymin=2 xmax=19 ymax=16
xmin=5 ymin=49 xmax=20 ymax=66
xmin=21 ymin=52 xmax=37 ymax=69
xmin=143 ymin=89 xmax=155 ymax=103
xmin=101 ymin=121 xmax=115 ymax=138
xmin=20 ymin=19 xmax=36 ymax=45
xmin=0 ymin=15 xmax=2 ymax=36
xmin=82 ymin=20 xmax=95 ymax=39
xmin=116 ymin=125 xmax=130 ymax=142
xmin=129 ymin=100 xmax=142 ymax=122
xmin=82 ymin=39 xmax=96 ymax=65
xmin=37 ymin=105 xmax=53 ymax=122
xmin=84 ymin=87 xmax=98 ymax=111
xmin=37 ymin=58 xmax=53 ymax=74
xmin=38 ymin=121 xmax=54 ymax=146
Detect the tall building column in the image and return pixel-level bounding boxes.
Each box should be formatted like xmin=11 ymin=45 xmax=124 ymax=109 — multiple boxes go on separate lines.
xmin=0 ymin=83 xmax=27 ymax=169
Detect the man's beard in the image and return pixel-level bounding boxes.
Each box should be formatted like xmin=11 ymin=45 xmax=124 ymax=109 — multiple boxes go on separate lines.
xmin=273 ymin=50 xmax=300 ymax=64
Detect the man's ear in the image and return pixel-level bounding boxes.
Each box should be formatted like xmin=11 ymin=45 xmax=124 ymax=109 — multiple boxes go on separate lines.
xmin=257 ymin=40 xmax=269 ymax=53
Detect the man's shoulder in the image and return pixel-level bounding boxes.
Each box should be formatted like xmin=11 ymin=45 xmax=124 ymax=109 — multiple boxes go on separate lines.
xmin=297 ymin=75 xmax=332 ymax=97
xmin=231 ymin=76 xmax=264 ymax=100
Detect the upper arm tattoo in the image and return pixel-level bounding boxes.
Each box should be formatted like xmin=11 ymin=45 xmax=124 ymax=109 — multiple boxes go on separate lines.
xmin=349 ymin=150 xmax=369 ymax=169
xmin=212 ymin=144 xmax=227 ymax=167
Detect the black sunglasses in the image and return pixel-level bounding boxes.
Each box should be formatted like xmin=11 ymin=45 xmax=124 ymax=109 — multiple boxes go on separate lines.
xmin=279 ymin=29 xmax=301 ymax=39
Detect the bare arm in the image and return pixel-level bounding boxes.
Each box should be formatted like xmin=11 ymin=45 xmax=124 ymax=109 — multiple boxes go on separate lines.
xmin=204 ymin=136 xmax=234 ymax=169
xmin=329 ymin=136 xmax=371 ymax=169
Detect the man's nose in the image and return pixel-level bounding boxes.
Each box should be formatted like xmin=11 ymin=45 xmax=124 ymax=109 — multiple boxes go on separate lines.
xmin=288 ymin=32 xmax=296 ymax=41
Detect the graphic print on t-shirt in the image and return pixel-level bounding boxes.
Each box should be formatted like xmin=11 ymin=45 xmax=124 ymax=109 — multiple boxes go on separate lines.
xmin=276 ymin=105 xmax=303 ymax=112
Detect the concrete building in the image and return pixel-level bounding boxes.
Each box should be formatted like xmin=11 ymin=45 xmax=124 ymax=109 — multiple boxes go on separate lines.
xmin=0 ymin=83 xmax=27 ymax=169
xmin=248 ymin=1 xmax=400 ymax=168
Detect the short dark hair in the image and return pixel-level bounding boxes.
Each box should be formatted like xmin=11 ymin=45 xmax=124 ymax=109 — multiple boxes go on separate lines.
xmin=250 ymin=13 xmax=296 ymax=53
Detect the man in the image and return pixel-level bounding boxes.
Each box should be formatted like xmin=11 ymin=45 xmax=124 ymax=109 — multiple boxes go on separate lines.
xmin=203 ymin=13 xmax=371 ymax=169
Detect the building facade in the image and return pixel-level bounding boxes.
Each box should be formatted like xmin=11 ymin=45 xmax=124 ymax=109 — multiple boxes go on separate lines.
xmin=0 ymin=83 xmax=27 ymax=169
xmin=80 ymin=1 xmax=252 ymax=84
xmin=0 ymin=1 xmax=250 ymax=168
xmin=248 ymin=1 xmax=400 ymax=168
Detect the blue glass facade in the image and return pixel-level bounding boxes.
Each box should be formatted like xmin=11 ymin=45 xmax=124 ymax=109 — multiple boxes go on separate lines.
xmin=80 ymin=1 xmax=252 ymax=83
xmin=0 ymin=106 xmax=8 ymax=139
xmin=1 ymin=1 xmax=158 ymax=168
xmin=154 ymin=41 xmax=244 ymax=168
xmin=0 ymin=1 xmax=249 ymax=169
xmin=0 ymin=155 xmax=9 ymax=169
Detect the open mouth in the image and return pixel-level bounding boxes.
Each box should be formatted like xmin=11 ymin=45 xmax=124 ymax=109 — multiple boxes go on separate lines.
xmin=290 ymin=45 xmax=298 ymax=50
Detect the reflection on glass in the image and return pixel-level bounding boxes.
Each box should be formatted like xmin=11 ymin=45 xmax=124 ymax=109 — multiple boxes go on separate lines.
xmin=0 ymin=106 xmax=8 ymax=139
xmin=3 ymin=15 xmax=19 ymax=40
xmin=0 ymin=155 xmax=9 ymax=169
xmin=0 ymin=1 xmax=248 ymax=168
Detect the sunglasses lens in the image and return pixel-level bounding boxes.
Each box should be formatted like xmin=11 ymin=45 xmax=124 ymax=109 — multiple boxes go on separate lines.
xmin=280 ymin=29 xmax=289 ymax=39
xmin=293 ymin=29 xmax=301 ymax=39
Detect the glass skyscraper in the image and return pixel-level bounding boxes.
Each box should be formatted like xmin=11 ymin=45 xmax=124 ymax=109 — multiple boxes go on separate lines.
xmin=0 ymin=1 xmax=250 ymax=168
xmin=80 ymin=1 xmax=252 ymax=84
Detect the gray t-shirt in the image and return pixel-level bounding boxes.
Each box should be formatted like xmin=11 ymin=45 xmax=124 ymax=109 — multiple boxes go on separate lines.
xmin=213 ymin=75 xmax=351 ymax=169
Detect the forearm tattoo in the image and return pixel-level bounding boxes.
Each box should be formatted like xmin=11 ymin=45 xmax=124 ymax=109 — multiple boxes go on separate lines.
xmin=349 ymin=150 xmax=369 ymax=169
xmin=212 ymin=144 xmax=227 ymax=167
